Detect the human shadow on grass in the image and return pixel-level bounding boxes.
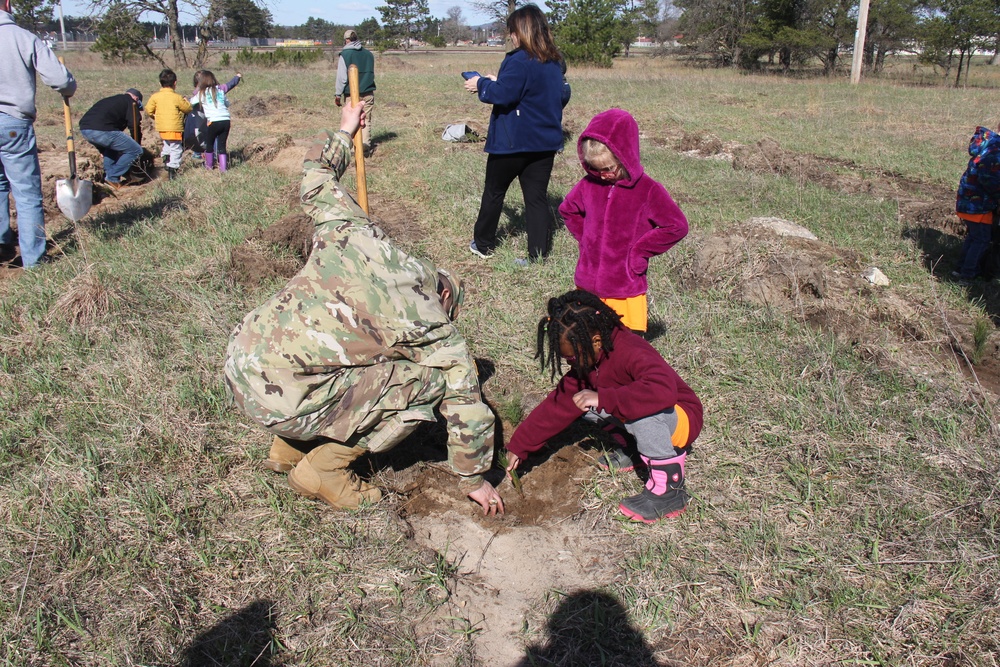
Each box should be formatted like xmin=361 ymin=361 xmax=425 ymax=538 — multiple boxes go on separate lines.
xmin=645 ymin=317 xmax=667 ymax=342
xmin=85 ymin=194 xmax=187 ymax=242
xmin=905 ymin=224 xmax=1000 ymax=324
xmin=370 ymin=130 xmax=399 ymax=147
xmin=178 ymin=599 xmax=281 ymax=667
xmin=512 ymin=590 xmax=668 ymax=667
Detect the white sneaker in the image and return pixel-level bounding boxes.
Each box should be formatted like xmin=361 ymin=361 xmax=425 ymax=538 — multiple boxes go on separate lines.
xmin=469 ymin=241 xmax=492 ymax=258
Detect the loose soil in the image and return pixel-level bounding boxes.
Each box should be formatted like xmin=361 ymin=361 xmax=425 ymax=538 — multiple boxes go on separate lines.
xmin=372 ymin=437 xmax=620 ymax=667
xmin=660 ymin=130 xmax=1000 ymax=393
xmin=1 ymin=129 xmax=163 ymax=276
xmin=235 ymin=94 xmax=298 ymax=118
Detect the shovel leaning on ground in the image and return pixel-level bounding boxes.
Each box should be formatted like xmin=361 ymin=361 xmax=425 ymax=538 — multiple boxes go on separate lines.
xmin=55 ymin=94 xmax=92 ymax=222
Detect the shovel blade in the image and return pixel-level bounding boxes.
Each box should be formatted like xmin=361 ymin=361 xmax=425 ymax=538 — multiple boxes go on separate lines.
xmin=55 ymin=177 xmax=93 ymax=222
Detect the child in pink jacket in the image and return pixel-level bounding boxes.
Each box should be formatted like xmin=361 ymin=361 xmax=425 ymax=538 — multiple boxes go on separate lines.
xmin=559 ymin=109 xmax=688 ymax=332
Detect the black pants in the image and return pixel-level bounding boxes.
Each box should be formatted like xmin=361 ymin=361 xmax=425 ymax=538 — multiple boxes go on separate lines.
xmin=473 ymin=151 xmax=556 ymax=259
xmin=203 ymin=119 xmax=231 ymax=155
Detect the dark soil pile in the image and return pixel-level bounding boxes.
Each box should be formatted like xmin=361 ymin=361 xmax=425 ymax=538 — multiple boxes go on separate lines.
xmin=396 ymin=445 xmax=594 ymax=528
xmin=687 ymin=222 xmax=1000 ymax=391
xmin=242 ymin=134 xmax=293 ymax=166
xmin=227 ymin=212 xmax=313 ymax=288
xmin=237 ymin=94 xmax=297 ymax=118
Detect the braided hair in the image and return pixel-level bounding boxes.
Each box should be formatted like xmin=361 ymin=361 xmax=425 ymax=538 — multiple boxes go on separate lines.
xmin=536 ymin=289 xmax=622 ymax=382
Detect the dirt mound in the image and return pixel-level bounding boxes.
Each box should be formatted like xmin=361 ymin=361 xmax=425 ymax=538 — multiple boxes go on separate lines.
xmin=368 ymin=195 xmax=425 ymax=246
xmin=267 ymin=143 xmax=309 ymax=175
xmin=731 ymin=137 xmax=954 ymax=203
xmin=689 ymin=223 xmax=928 ymax=340
xmin=687 ymin=221 xmax=1000 ymax=391
xmin=901 ymin=199 xmax=963 ymax=237
xmin=227 ymin=212 xmax=313 ymax=288
xmin=679 ymin=130 xmax=723 ymax=154
xmin=400 ymin=445 xmax=594 ymax=527
xmin=237 ymin=94 xmax=297 ymax=118
xmin=242 ymin=134 xmax=293 ymax=165
xmin=379 ymin=56 xmax=415 ymax=71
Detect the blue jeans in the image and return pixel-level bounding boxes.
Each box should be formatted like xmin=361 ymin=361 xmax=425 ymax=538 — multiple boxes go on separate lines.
xmin=958 ymin=219 xmax=993 ymax=280
xmin=0 ymin=113 xmax=46 ymax=267
xmin=81 ymin=129 xmax=143 ymax=182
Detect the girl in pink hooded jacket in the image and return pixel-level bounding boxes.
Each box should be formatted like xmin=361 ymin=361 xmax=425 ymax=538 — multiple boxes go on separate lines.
xmin=559 ymin=109 xmax=688 ymax=332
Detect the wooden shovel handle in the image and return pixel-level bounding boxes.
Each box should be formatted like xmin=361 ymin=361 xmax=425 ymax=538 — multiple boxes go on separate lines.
xmin=59 ymin=57 xmax=77 ymax=179
xmin=348 ymin=64 xmax=368 ymax=215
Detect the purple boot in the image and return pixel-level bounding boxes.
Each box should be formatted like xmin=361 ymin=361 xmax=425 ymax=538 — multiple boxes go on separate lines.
xmin=619 ymin=452 xmax=688 ymax=523
xmin=218 ymin=153 xmax=228 ymax=172
xmin=204 ymin=153 xmax=215 ymax=170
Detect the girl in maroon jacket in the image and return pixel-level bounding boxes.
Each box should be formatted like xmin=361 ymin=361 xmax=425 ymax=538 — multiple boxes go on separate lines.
xmin=505 ymin=290 xmax=703 ymax=523
xmin=559 ymin=109 xmax=688 ymax=332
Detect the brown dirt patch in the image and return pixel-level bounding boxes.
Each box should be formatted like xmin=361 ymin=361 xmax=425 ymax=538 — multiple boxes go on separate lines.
xmin=368 ymin=194 xmax=424 ymax=247
xmin=266 ymin=141 xmax=310 ymax=176
xmin=227 ymin=212 xmax=313 ymax=288
xmin=242 ymin=134 xmax=293 ymax=166
xmin=398 ymin=444 xmax=594 ymax=528
xmin=236 ymin=94 xmax=297 ymax=118
xmin=224 ymin=190 xmax=424 ymax=291
xmin=379 ymin=56 xmax=416 ymax=71
xmin=379 ymin=437 xmax=617 ymax=666
xmin=686 ymin=222 xmax=1000 ymax=393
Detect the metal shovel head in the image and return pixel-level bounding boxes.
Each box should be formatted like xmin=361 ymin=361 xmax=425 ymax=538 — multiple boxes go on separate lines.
xmin=55 ymin=176 xmax=92 ymax=222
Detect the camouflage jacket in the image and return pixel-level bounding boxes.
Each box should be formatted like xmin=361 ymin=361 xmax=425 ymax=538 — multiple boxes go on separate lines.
xmin=225 ymin=130 xmax=494 ymax=485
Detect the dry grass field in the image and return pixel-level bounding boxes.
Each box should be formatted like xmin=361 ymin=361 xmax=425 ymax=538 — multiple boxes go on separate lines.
xmin=1 ymin=50 xmax=998 ymax=666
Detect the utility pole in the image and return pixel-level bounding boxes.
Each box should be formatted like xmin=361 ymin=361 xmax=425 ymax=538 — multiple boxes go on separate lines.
xmin=57 ymin=0 xmax=66 ymax=50
xmin=850 ymin=0 xmax=871 ymax=84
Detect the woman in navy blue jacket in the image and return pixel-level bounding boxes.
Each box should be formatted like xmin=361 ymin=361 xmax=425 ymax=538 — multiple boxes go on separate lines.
xmin=464 ymin=4 xmax=566 ymax=264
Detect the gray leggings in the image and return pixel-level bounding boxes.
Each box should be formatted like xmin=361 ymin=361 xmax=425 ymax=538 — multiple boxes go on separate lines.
xmin=581 ymin=408 xmax=680 ymax=459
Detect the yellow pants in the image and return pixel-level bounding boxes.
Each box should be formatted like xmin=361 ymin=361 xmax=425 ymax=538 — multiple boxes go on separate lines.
xmin=600 ymin=294 xmax=648 ymax=332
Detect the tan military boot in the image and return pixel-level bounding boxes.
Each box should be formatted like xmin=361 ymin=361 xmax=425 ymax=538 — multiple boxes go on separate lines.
xmin=287 ymin=443 xmax=382 ymax=510
xmin=264 ymin=435 xmax=307 ymax=473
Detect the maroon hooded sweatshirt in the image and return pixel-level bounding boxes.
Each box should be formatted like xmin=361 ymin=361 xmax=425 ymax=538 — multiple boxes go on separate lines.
xmin=506 ymin=327 xmax=703 ymax=461
xmin=559 ymin=109 xmax=688 ymax=299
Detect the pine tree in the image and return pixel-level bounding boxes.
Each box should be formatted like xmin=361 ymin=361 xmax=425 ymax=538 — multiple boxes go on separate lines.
xmin=376 ymin=0 xmax=431 ymax=51
xmin=554 ymin=0 xmax=628 ymax=67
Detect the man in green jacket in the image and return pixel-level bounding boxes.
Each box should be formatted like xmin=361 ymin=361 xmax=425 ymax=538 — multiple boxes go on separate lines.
xmin=334 ymin=29 xmax=376 ymax=156
xmin=224 ymin=101 xmax=505 ymax=516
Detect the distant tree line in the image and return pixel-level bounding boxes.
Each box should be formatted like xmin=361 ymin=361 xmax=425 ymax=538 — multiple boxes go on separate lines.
xmin=675 ymin=0 xmax=1000 ymax=81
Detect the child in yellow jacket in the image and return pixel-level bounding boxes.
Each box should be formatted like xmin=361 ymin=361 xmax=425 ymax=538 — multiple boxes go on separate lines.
xmin=144 ymin=68 xmax=193 ymax=179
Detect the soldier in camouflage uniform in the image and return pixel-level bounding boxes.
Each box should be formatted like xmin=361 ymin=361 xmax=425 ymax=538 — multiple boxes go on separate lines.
xmin=224 ymin=101 xmax=505 ymax=514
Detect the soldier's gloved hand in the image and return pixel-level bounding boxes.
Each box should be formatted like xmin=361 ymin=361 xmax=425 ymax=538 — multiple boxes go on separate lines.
xmin=334 ymin=95 xmax=342 ymax=107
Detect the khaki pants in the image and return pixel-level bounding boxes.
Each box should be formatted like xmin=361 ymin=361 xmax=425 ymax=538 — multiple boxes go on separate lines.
xmin=358 ymin=93 xmax=374 ymax=148
xmin=267 ymin=360 xmax=444 ymax=452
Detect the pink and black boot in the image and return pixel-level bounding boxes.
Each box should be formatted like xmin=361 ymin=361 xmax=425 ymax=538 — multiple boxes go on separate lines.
xmin=619 ymin=451 xmax=688 ymax=523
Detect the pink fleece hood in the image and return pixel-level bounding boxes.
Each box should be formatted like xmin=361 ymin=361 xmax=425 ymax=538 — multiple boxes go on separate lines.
xmin=577 ymin=108 xmax=644 ymax=187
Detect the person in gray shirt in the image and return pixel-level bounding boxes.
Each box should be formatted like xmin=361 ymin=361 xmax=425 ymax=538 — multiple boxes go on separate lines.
xmin=0 ymin=0 xmax=76 ymax=268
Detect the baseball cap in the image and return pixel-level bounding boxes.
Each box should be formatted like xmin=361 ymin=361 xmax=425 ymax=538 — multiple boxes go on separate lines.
xmin=125 ymin=88 xmax=143 ymax=108
xmin=344 ymin=29 xmax=358 ymax=41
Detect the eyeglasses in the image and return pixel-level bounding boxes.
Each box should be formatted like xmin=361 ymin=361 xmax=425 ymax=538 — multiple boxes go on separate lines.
xmin=586 ymin=162 xmax=621 ymax=178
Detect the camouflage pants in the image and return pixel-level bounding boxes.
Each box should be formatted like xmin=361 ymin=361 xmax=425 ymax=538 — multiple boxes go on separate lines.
xmin=264 ymin=360 xmax=445 ymax=453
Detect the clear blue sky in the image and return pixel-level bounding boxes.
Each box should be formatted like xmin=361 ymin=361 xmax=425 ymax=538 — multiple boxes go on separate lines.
xmin=54 ymin=0 xmax=550 ymax=27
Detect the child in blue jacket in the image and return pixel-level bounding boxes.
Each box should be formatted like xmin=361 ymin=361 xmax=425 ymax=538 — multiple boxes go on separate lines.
xmin=954 ymin=125 xmax=1000 ymax=282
